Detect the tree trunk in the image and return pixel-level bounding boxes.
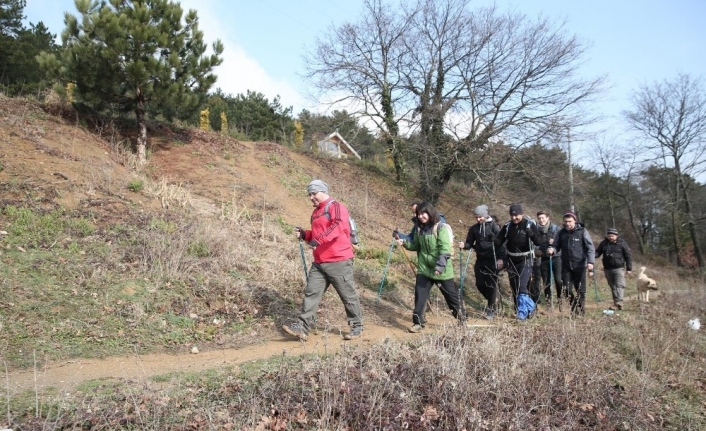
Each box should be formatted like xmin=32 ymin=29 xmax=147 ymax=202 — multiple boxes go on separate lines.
xmin=678 ymin=175 xmax=705 ymax=267
xmin=620 ymin=192 xmax=646 ymax=255
xmin=671 ymin=209 xmax=682 ymax=266
xmin=135 ymin=87 xmax=147 ymax=165
xmin=381 ymin=82 xmax=404 ymax=182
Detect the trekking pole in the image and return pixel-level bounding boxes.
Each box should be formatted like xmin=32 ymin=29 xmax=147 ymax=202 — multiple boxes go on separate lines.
xmin=548 ymin=256 xmax=555 ymax=310
xmin=400 ymin=246 xmax=417 ymax=277
xmin=459 ymin=248 xmax=472 ymax=298
xmin=492 ymin=242 xmax=504 ymax=314
xmin=592 ymin=269 xmax=601 ymax=302
xmin=298 ymin=239 xmax=308 ymax=281
xmin=376 ymin=239 xmax=397 ymax=303
xmin=299 ymin=238 xmax=319 ymax=333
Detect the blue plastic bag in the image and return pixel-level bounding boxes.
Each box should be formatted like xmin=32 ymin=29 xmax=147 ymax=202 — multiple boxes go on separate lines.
xmin=517 ymin=293 xmax=536 ymax=320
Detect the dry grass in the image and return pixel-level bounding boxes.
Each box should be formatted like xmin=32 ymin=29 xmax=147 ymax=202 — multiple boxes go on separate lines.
xmin=4 ymin=289 xmax=703 ymax=430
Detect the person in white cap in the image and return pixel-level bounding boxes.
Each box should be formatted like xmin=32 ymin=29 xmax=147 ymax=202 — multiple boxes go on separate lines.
xmin=283 ymin=179 xmax=363 ymax=341
xmin=595 ymin=227 xmax=632 ymax=310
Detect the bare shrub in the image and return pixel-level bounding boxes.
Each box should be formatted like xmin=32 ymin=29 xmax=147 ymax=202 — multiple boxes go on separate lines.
xmin=145 ymin=177 xmax=192 ymax=208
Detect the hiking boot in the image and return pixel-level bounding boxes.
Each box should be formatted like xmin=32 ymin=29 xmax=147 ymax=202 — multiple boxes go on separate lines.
xmin=484 ymin=308 xmax=495 ymax=320
xmin=408 ymin=323 xmax=424 ymax=333
xmin=343 ymin=326 xmax=363 ymax=340
xmin=615 ymin=302 xmax=623 ymax=310
xmin=282 ymin=322 xmax=308 ymax=341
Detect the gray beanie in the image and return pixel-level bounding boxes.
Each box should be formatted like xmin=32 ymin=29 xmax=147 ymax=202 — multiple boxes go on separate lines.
xmin=307 ymin=179 xmax=328 ymax=194
xmin=607 ymin=228 xmax=618 ymax=235
xmin=473 ymin=205 xmax=489 ymax=217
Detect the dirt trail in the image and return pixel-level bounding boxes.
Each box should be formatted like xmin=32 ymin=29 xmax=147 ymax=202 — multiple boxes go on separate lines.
xmin=5 ymin=315 xmax=496 ymax=395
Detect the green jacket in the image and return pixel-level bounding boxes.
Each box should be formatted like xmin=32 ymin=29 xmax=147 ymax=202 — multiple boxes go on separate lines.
xmin=403 ymin=223 xmax=454 ymax=280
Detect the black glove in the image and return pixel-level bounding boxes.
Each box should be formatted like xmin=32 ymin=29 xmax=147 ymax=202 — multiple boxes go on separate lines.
xmin=393 ymin=230 xmax=400 ymax=239
xmin=296 ymin=227 xmax=305 ymax=240
xmin=488 ymin=232 xmax=496 ymax=241
xmin=309 ymin=240 xmax=320 ymax=247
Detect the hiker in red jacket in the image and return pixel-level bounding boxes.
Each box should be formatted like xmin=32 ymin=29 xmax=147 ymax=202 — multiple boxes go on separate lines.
xmin=283 ymin=179 xmax=363 ymax=341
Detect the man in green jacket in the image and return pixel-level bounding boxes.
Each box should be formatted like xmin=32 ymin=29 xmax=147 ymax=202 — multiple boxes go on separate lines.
xmin=397 ymin=201 xmax=465 ymax=332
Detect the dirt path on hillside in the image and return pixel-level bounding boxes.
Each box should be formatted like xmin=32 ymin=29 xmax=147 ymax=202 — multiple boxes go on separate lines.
xmin=5 ymin=315 xmax=496 ymax=396
xmin=5 ymin=288 xmax=646 ymax=396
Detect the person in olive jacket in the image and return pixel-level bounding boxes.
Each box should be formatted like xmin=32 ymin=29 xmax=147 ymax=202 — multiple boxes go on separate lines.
xmin=458 ymin=204 xmax=504 ymax=320
xmin=595 ymin=228 xmax=632 ymax=310
xmin=397 ymin=201 xmax=465 ymax=332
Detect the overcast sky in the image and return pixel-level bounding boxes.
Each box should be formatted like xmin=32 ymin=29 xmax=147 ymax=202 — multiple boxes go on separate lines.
xmin=24 ymin=0 xmax=706 ymax=147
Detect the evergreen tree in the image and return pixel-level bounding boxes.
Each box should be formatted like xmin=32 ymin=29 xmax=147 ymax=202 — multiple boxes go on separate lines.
xmin=0 ymin=1 xmax=56 ymax=95
xmin=0 ymin=0 xmax=24 ymax=36
xmin=208 ymin=90 xmax=294 ymax=143
xmin=38 ymin=0 xmax=223 ymax=164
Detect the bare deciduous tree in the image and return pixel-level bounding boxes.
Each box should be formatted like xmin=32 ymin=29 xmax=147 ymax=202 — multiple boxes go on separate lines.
xmin=306 ymin=0 xmax=604 ymax=203
xmin=625 ymin=74 xmax=706 ymax=267
xmin=303 ymin=0 xmax=416 ymax=181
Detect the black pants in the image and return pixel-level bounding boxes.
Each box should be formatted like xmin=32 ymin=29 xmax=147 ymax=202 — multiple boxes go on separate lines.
xmin=532 ymin=256 xmax=563 ymax=301
xmin=507 ymin=258 xmax=532 ymax=309
xmin=562 ymin=265 xmax=587 ymax=314
xmin=474 ymin=258 xmax=499 ymax=309
xmin=413 ymin=275 xmax=465 ymax=325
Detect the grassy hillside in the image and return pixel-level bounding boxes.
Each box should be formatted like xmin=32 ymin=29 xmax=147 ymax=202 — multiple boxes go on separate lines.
xmin=1 ymin=95 xmax=705 ymax=429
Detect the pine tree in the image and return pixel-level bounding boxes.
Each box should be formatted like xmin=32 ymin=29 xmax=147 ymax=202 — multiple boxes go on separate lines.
xmin=38 ymin=0 xmax=223 ymax=164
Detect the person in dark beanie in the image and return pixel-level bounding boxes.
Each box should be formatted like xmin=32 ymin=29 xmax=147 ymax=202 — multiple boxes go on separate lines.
xmin=595 ymin=228 xmax=632 ymax=310
xmin=397 ymin=201 xmax=465 ymax=332
xmin=494 ymin=204 xmax=541 ymax=319
xmin=547 ymin=211 xmax=595 ymax=316
xmin=458 ymin=205 xmax=505 ymax=319
xmin=532 ymin=211 xmax=563 ymax=307
xmin=283 ymin=180 xmax=364 ymax=341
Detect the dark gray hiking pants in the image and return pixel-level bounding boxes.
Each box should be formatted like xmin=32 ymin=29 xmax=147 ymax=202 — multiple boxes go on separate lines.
xmin=604 ymin=267 xmax=626 ymax=305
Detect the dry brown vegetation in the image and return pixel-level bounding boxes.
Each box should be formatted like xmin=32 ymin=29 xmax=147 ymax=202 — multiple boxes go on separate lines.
xmin=1 ymin=95 xmax=705 ymax=429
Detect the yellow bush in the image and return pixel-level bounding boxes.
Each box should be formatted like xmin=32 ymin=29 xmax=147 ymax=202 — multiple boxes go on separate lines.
xmin=220 ymin=112 xmax=228 ymax=134
xmin=200 ymin=108 xmax=210 ymax=131
xmin=294 ymin=121 xmax=304 ymax=149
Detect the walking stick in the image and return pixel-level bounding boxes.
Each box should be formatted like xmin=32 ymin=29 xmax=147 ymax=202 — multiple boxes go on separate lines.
xmin=399 ymin=245 xmax=435 ymax=314
xmin=548 ymin=256 xmax=555 ymax=310
xmin=459 ymin=248 xmax=472 ymax=298
xmin=299 ymin=238 xmax=318 ymax=333
xmin=491 ymin=242 xmax=505 ymax=313
xmin=376 ymin=239 xmax=397 ymax=303
xmin=298 ymin=239 xmax=308 ymax=281
xmin=592 ymin=269 xmax=601 ymax=302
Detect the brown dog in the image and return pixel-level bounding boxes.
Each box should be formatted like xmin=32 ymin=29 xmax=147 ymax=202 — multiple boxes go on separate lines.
xmin=637 ymin=266 xmax=658 ymax=302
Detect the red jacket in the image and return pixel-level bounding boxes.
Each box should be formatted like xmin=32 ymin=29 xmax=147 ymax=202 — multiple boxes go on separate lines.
xmin=303 ymin=198 xmax=354 ymax=263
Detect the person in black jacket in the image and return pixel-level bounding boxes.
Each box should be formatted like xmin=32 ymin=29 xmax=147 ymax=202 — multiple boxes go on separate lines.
xmin=595 ymin=228 xmax=632 ymax=310
xmin=459 ymin=205 xmax=504 ymax=319
xmin=494 ymin=204 xmax=541 ymax=319
xmin=548 ymin=211 xmax=595 ymax=316
xmin=531 ymin=211 xmax=563 ymax=306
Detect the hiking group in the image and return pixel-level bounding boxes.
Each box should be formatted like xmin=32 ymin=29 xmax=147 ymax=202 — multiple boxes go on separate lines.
xmin=284 ymin=180 xmax=633 ymax=341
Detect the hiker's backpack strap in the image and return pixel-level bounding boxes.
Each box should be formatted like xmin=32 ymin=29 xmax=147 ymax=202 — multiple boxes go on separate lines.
xmin=323 ymin=199 xmax=336 ymax=220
